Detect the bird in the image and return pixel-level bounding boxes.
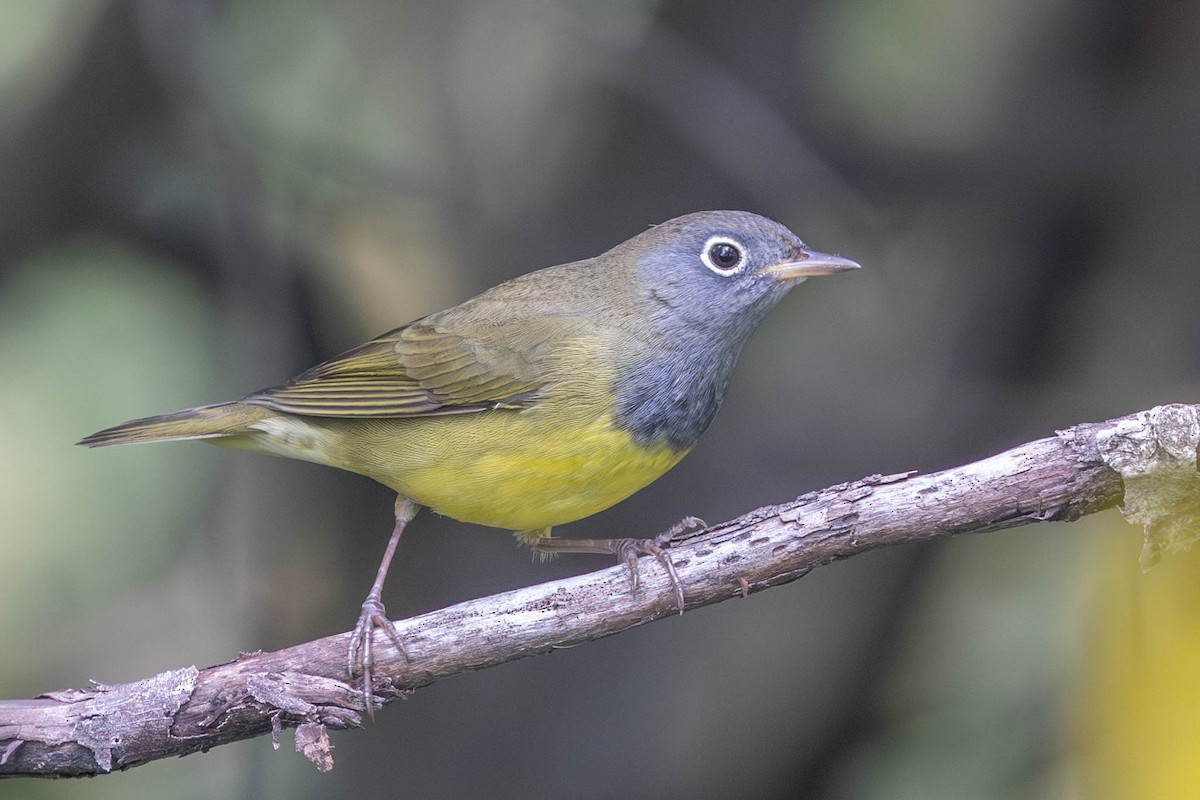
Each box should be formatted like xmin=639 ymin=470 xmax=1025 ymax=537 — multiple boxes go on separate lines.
xmin=79 ymin=210 xmax=859 ymax=714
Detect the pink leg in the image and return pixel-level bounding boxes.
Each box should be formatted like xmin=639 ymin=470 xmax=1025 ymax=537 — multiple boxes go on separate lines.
xmin=529 ymin=516 xmax=706 ymax=613
xmin=347 ymin=496 xmax=419 ymax=718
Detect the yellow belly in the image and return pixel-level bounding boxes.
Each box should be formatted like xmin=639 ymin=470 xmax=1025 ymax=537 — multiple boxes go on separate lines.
xmin=315 ymin=409 xmax=687 ymax=532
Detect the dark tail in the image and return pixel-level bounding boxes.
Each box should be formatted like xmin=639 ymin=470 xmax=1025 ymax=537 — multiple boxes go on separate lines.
xmin=78 ymin=402 xmax=264 ymax=447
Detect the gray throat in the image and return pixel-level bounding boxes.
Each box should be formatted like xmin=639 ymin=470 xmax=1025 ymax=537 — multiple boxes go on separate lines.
xmin=611 ymin=338 xmax=746 ymax=451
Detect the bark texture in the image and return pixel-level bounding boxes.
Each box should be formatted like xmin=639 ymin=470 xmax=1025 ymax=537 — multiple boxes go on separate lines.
xmin=3 ymin=403 xmax=1197 ymax=778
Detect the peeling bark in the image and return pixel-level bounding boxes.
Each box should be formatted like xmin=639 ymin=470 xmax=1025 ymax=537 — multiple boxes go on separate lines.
xmin=2 ymin=403 xmax=1196 ymax=778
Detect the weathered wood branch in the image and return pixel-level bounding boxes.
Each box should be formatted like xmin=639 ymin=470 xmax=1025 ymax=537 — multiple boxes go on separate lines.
xmin=3 ymin=403 xmax=1198 ymax=778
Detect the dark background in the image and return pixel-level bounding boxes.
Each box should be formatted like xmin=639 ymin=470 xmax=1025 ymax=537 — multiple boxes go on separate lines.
xmin=2 ymin=1 xmax=1198 ymax=798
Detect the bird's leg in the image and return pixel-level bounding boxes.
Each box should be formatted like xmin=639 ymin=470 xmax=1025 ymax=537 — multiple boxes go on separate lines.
xmin=348 ymin=496 xmax=419 ymax=718
xmin=526 ymin=516 xmax=706 ymax=614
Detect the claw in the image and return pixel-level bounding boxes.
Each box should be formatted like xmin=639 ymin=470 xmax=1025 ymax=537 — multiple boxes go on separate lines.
xmin=612 ymin=534 xmax=686 ymax=614
xmin=664 ymin=515 xmax=707 ymax=540
xmin=347 ymin=596 xmax=406 ymax=719
xmin=527 ymin=515 xmax=708 ymax=616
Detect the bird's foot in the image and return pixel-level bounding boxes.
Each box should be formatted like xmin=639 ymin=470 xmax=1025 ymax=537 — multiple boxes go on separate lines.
xmin=609 ymin=535 xmax=684 ymax=613
xmin=662 ymin=515 xmax=708 ymax=541
xmin=347 ymin=594 xmax=407 ymax=719
xmin=529 ymin=516 xmax=707 ymax=614
xmin=615 ymin=515 xmax=705 ymax=613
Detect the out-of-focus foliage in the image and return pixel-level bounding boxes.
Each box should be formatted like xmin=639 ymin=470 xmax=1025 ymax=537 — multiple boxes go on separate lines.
xmin=0 ymin=240 xmax=217 ymax=649
xmin=817 ymin=0 xmax=1076 ymax=149
xmin=0 ymin=1 xmax=1197 ymax=798
xmin=1075 ymin=522 xmax=1200 ymax=800
xmin=0 ymin=1 xmax=105 ymax=136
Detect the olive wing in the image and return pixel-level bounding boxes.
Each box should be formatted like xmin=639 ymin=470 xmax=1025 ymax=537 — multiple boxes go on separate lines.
xmin=244 ymin=320 xmax=550 ymax=418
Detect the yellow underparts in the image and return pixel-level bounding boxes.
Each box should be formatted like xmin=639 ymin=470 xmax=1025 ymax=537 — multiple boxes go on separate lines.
xmin=401 ymin=413 xmax=685 ymax=531
xmin=248 ymin=407 xmax=688 ymax=534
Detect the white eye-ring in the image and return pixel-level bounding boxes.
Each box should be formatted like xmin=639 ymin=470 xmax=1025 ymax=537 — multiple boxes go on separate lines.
xmin=700 ymin=236 xmax=746 ymax=276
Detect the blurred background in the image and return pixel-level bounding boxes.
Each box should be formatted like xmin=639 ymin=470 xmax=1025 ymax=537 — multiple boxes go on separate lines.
xmin=1 ymin=1 xmax=1198 ymax=798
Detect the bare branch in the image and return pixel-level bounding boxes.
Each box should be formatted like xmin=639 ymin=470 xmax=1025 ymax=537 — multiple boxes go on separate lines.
xmin=3 ymin=403 xmax=1197 ymax=778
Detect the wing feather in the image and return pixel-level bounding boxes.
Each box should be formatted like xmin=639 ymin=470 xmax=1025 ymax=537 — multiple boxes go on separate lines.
xmin=243 ymin=321 xmax=546 ymax=418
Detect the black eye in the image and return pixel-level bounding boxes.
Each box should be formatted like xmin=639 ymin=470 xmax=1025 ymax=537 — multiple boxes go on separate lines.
xmin=711 ymin=243 xmax=740 ymax=268
xmin=701 ymin=237 xmax=745 ymax=275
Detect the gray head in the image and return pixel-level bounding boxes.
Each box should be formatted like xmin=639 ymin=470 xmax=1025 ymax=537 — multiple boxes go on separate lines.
xmin=610 ymin=210 xmax=858 ymax=450
xmin=618 ymin=210 xmax=858 ymax=344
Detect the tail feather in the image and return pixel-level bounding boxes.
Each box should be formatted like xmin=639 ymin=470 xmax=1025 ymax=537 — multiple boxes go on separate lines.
xmin=78 ymin=402 xmax=261 ymax=447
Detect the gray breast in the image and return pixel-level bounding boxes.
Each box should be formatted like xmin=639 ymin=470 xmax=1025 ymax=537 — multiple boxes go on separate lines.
xmin=611 ymin=341 xmax=741 ymax=451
